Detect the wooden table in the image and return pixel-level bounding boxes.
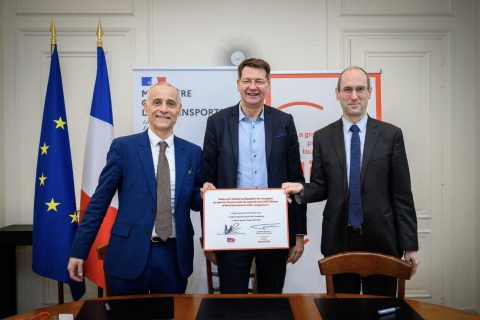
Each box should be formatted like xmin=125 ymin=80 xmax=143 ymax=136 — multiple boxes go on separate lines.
xmin=7 ymin=293 xmax=480 ymax=320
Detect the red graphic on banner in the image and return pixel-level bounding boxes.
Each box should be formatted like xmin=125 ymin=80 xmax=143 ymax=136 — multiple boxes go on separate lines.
xmin=277 ymin=101 xmax=324 ymax=111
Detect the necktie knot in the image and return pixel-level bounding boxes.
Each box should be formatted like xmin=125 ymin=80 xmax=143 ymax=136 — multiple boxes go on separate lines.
xmin=159 ymin=141 xmax=168 ymax=153
xmin=350 ymin=124 xmax=360 ymax=133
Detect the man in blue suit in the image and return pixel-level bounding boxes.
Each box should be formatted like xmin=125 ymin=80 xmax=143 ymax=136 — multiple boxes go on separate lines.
xmin=201 ymin=58 xmax=307 ymax=293
xmin=68 ymin=83 xmax=203 ymax=294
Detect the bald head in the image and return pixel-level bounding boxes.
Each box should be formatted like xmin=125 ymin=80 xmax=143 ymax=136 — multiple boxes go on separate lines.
xmin=337 ymin=66 xmax=370 ymax=90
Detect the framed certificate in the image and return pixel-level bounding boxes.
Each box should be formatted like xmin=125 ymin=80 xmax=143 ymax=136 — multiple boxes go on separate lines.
xmin=203 ymin=189 xmax=289 ymax=250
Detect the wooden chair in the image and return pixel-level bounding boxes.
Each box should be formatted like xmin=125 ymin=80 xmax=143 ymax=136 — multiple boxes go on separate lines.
xmin=200 ymin=237 xmax=257 ymax=293
xmin=318 ymin=251 xmax=413 ymax=298
xmin=96 ymin=243 xmax=110 ymax=297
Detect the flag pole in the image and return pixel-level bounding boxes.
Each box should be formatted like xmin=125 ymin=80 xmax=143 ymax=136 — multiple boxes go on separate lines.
xmin=97 ymin=17 xmax=103 ymax=48
xmin=50 ymin=18 xmax=56 ymax=54
xmin=96 ymin=16 xmax=106 ymax=298
xmin=79 ymin=15 xmax=116 ymax=291
xmin=51 ymin=17 xmax=66 ymax=304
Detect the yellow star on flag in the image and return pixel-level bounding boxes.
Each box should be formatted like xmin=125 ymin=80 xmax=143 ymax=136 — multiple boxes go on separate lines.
xmin=45 ymin=198 xmax=60 ymax=212
xmin=38 ymin=173 xmax=47 ymax=186
xmin=40 ymin=142 xmax=49 ymax=155
xmin=54 ymin=116 xmax=66 ymax=129
xmin=69 ymin=211 xmax=79 ymax=224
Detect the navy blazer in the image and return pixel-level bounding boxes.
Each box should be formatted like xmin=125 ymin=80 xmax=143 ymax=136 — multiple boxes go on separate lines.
xmin=202 ymin=104 xmax=307 ymax=245
xmin=70 ymin=130 xmax=203 ymax=279
xmin=304 ymin=117 xmax=418 ymax=257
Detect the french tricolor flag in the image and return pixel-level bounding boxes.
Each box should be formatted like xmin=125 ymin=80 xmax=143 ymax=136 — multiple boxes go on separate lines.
xmin=79 ymin=46 xmax=117 ymax=288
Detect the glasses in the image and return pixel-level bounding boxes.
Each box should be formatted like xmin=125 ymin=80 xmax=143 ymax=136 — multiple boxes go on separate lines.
xmin=339 ymin=86 xmax=368 ymax=96
xmin=240 ymin=78 xmax=267 ymax=86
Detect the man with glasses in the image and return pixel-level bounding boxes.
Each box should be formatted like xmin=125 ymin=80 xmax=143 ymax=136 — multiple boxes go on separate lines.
xmin=283 ymin=66 xmax=420 ymax=297
xmin=201 ymin=58 xmax=307 ymax=293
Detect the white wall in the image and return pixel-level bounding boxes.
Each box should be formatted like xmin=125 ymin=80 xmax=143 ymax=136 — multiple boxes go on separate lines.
xmin=1 ymin=0 xmax=478 ymax=314
xmin=447 ymin=1 xmax=476 ymax=310
xmin=0 ymin=0 xmax=5 ymax=227
xmin=475 ymin=0 xmax=480 ymax=315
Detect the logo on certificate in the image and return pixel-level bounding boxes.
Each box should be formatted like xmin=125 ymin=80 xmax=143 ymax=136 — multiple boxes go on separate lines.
xmin=227 ymin=238 xmax=236 ymax=243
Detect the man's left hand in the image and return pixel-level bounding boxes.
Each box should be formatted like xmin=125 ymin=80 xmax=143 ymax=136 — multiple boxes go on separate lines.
xmin=404 ymin=250 xmax=420 ymax=275
xmin=288 ymin=235 xmax=305 ymax=264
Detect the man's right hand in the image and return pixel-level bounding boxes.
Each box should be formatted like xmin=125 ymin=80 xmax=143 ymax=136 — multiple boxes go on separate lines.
xmin=282 ymin=182 xmax=304 ymax=195
xmin=281 ymin=182 xmax=304 ymax=203
xmin=200 ymin=182 xmax=216 ymax=200
xmin=67 ymin=257 xmax=85 ymax=282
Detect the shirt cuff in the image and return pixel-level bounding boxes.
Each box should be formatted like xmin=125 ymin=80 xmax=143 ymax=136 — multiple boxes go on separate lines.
xmin=294 ymin=190 xmax=304 ymax=204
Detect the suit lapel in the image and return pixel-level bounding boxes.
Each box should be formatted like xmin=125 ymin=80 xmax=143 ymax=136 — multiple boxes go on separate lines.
xmin=137 ymin=131 xmax=157 ymax=203
xmin=174 ymin=136 xmax=186 ymax=211
xmin=228 ymin=105 xmax=239 ymax=165
xmin=360 ymin=117 xmax=380 ymax=185
xmin=264 ymin=106 xmax=273 ymax=161
xmin=332 ymin=119 xmax=347 ymax=173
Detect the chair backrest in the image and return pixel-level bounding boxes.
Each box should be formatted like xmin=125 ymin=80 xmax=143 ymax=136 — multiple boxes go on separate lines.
xmin=318 ymin=251 xmax=413 ymax=298
xmin=204 ymin=257 xmax=257 ymax=294
xmin=200 ymin=237 xmax=257 ymax=294
xmin=96 ymin=243 xmax=110 ymax=297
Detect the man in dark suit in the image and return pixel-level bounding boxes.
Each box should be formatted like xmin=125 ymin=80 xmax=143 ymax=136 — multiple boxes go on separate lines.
xmin=201 ymin=58 xmax=307 ymax=294
xmin=283 ymin=67 xmax=420 ymax=297
xmin=68 ymin=83 xmax=203 ymax=295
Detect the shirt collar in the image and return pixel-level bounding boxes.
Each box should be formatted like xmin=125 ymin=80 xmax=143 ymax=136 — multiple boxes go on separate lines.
xmin=147 ymin=128 xmax=174 ymax=148
xmin=238 ymin=104 xmax=265 ymax=122
xmin=342 ymin=114 xmax=368 ymax=134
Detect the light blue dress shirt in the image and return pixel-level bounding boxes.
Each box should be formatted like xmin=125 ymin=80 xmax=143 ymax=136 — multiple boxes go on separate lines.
xmin=237 ymin=106 xmax=268 ymax=188
xmin=342 ymin=115 xmax=368 ymax=186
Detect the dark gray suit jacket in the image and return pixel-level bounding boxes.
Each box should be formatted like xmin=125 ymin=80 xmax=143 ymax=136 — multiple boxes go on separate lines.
xmin=303 ymin=117 xmax=418 ymax=257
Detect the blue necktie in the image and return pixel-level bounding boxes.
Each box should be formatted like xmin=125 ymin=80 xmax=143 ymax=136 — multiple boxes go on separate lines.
xmin=348 ymin=124 xmax=363 ymax=228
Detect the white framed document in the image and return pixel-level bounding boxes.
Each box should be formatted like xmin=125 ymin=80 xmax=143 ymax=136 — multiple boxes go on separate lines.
xmin=203 ymin=189 xmax=289 ymax=250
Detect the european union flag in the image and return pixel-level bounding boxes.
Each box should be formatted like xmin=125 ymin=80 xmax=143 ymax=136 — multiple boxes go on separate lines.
xmin=32 ymin=45 xmax=85 ymax=301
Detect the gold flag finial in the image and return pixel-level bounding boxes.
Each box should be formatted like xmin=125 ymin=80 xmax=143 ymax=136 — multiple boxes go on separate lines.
xmin=97 ymin=17 xmax=103 ymax=47
xmin=50 ymin=18 xmax=56 ymax=54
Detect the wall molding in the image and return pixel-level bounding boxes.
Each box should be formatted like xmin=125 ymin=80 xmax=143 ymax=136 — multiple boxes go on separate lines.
xmin=407 ymin=229 xmax=433 ymax=299
xmin=339 ymin=0 xmax=452 ymax=16
xmin=16 ymin=0 xmax=134 ymax=15
xmin=339 ymin=28 xmax=450 ymax=68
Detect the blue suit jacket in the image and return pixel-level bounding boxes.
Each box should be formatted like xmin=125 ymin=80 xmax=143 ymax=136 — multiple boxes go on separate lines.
xmin=202 ymin=104 xmax=307 ymax=245
xmin=70 ymin=131 xmax=203 ymax=279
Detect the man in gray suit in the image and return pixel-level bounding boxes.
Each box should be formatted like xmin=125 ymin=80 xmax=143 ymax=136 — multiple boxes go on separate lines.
xmin=283 ymin=66 xmax=420 ymax=297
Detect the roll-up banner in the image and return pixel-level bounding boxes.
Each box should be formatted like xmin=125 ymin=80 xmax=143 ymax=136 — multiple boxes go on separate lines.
xmin=133 ymin=67 xmax=381 ymax=293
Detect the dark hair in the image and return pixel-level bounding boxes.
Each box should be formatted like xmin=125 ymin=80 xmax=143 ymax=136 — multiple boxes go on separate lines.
xmin=238 ymin=58 xmax=271 ymax=79
xmin=337 ymin=66 xmax=371 ymax=89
